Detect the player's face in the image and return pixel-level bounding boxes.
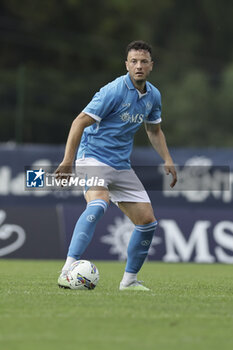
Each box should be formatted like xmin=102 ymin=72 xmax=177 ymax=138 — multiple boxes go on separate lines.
xmin=125 ymin=50 xmax=153 ymax=83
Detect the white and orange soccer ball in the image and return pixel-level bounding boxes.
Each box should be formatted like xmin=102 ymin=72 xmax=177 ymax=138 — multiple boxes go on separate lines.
xmin=67 ymin=260 xmax=99 ymax=290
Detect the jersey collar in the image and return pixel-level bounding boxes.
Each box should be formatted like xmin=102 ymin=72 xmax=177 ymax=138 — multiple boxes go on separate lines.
xmin=124 ymin=73 xmax=151 ymax=94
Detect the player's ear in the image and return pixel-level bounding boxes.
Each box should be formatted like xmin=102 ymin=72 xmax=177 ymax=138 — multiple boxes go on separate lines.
xmin=125 ymin=60 xmax=129 ymax=72
xmin=150 ymin=60 xmax=154 ymax=71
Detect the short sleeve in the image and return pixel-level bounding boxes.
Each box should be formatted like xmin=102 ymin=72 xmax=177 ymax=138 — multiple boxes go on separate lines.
xmin=83 ymin=85 xmax=119 ymax=122
xmin=145 ymin=90 xmax=162 ymax=124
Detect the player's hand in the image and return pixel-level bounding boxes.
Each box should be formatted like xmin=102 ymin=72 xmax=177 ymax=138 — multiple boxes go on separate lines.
xmin=164 ymin=162 xmax=177 ymax=188
xmin=54 ymin=162 xmax=73 ymax=181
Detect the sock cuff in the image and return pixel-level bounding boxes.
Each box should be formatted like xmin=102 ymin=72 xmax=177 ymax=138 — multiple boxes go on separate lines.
xmin=87 ymin=199 xmax=109 ymax=213
xmin=135 ymin=220 xmax=158 ymax=232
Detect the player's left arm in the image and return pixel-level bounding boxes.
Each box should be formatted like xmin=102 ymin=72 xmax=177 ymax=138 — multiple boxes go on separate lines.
xmin=145 ymin=123 xmax=177 ymax=188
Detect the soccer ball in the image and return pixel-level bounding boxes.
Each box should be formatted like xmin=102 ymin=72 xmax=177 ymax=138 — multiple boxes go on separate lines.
xmin=67 ymin=260 xmax=99 ymax=290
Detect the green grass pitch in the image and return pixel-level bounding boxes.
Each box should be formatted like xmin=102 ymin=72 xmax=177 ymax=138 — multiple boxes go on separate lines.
xmin=0 ymin=260 xmax=233 ymax=350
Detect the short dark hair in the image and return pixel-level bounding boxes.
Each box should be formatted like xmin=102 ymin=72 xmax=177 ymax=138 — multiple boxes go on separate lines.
xmin=126 ymin=40 xmax=152 ymax=60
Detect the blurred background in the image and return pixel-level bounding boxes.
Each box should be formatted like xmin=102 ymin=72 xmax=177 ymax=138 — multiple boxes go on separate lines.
xmin=0 ymin=0 xmax=233 ymax=262
xmin=1 ymin=0 xmax=233 ymax=146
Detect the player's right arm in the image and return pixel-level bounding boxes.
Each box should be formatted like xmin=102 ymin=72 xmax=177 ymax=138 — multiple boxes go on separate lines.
xmin=55 ymin=112 xmax=95 ymax=179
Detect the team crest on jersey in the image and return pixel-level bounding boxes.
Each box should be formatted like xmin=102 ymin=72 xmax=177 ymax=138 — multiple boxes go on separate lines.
xmin=146 ymin=102 xmax=152 ymax=110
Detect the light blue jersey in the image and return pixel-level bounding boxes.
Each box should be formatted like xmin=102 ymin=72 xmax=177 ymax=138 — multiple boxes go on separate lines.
xmin=77 ymin=73 xmax=162 ymax=169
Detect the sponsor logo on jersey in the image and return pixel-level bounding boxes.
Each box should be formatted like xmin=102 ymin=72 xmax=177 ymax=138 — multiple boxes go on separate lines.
xmin=120 ymin=112 xmax=144 ymax=124
xmin=121 ymin=103 xmax=131 ymax=108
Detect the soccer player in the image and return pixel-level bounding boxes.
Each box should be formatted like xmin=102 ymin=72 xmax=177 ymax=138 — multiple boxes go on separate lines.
xmin=56 ymin=40 xmax=177 ymax=291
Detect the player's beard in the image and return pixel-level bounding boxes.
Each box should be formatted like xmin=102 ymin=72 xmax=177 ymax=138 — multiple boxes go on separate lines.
xmin=133 ymin=77 xmax=146 ymax=91
xmin=135 ymin=78 xmax=144 ymax=84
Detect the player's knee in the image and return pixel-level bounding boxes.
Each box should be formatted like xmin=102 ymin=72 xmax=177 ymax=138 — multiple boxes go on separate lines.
xmin=136 ymin=214 xmax=156 ymax=226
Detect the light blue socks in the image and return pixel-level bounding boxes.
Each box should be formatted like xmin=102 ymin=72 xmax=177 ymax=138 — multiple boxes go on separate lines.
xmin=67 ymin=200 xmax=157 ymax=276
xmin=125 ymin=221 xmax=158 ymax=273
xmin=68 ymin=199 xmax=108 ymax=260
